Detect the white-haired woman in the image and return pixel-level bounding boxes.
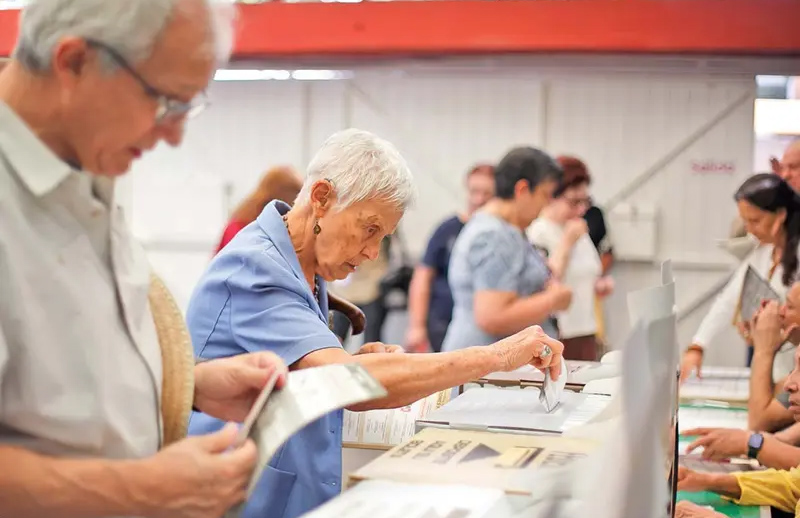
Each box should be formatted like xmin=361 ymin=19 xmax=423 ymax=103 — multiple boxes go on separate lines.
xmin=185 ymin=129 xmax=565 ymax=518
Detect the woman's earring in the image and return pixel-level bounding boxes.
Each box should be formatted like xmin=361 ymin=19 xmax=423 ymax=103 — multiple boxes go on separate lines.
xmin=313 ymin=223 xmax=322 ymax=235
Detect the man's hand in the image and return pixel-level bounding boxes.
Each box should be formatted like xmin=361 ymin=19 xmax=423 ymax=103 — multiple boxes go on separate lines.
xmin=489 ymin=325 xmax=564 ymax=380
xmin=356 ymin=342 xmax=405 ymax=355
xmin=680 ymin=348 xmax=704 ymax=382
xmin=140 ymin=424 xmax=257 ymax=518
xmin=675 ymin=500 xmax=726 ymax=518
xmin=193 ymin=352 xmax=287 ymax=422
xmin=683 ymin=428 xmax=749 ymax=460
xmin=752 ymin=301 xmax=795 ymax=355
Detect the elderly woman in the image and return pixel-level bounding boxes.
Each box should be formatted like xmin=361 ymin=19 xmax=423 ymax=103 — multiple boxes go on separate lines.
xmin=185 ymin=129 xmax=564 ymax=518
xmin=441 ymin=147 xmax=573 ymax=352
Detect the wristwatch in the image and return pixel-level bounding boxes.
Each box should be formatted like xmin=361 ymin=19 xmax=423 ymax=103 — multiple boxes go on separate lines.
xmin=747 ymin=432 xmax=764 ymax=459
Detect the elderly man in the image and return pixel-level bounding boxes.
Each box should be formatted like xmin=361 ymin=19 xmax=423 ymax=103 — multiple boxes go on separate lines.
xmin=0 ymin=1 xmax=287 ymax=517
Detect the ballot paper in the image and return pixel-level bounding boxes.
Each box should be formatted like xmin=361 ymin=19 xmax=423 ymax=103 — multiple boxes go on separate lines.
xmin=540 ymin=359 xmax=568 ymax=412
xmin=226 ymin=363 xmax=387 ymax=517
xmin=303 ymin=479 xmax=530 ymax=518
xmin=739 ymin=265 xmax=780 ymax=322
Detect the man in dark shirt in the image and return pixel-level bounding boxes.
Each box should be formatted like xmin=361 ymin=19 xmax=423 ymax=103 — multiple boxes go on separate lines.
xmin=405 ymin=164 xmax=495 ymax=352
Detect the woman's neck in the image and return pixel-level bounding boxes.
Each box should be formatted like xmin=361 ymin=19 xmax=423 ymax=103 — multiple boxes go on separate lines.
xmin=284 ymin=205 xmax=318 ymax=288
xmin=483 ymin=199 xmax=526 ymax=230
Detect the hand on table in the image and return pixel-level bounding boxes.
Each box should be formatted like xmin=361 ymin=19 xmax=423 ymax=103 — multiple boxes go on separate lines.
xmin=677 ymin=466 xmax=714 ymax=493
xmin=682 ymin=428 xmax=749 ymax=460
xmin=675 ymin=500 xmax=726 ymax=518
xmin=193 ymin=352 xmax=287 ymax=422
xmin=680 ymin=348 xmax=704 ymax=383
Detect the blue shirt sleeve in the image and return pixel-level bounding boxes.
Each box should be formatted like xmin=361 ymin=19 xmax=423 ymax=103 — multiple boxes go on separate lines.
xmin=468 ymin=229 xmax=524 ymax=293
xmin=226 ymin=253 xmax=342 ymax=367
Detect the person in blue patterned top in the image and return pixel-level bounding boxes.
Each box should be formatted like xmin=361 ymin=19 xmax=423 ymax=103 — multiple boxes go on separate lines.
xmin=443 ymin=146 xmax=574 ymax=352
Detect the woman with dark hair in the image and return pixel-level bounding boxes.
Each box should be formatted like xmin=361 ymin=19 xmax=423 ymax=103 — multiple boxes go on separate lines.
xmin=681 ymin=174 xmax=800 ymax=382
xmin=528 ymin=156 xmax=613 ymax=361
xmin=441 ymin=147 xmax=573 ymax=352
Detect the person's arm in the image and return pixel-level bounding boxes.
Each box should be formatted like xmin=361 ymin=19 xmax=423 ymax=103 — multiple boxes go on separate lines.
xmin=749 ymin=302 xmax=796 ymax=431
xmin=754 ymin=433 xmax=800 ymax=471
xmin=0 ymin=447 xmax=152 ymax=518
xmin=690 ymin=254 xmax=754 ymax=352
xmin=468 ymin=230 xmax=569 ymax=337
xmin=600 ymin=251 xmax=613 ymax=275
xmin=407 ymin=265 xmax=434 ymax=332
xmin=775 ymin=421 xmax=800 ymax=446
xmin=474 ymin=289 xmax=567 ymax=337
xmin=731 ymin=468 xmax=800 ymax=512
xmin=298 ymin=344 xmax=504 ymax=410
xmin=539 ymin=220 xmax=586 ymax=280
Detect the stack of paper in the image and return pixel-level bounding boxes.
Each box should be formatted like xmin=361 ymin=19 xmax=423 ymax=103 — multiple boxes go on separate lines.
xmin=680 ymin=377 xmax=749 ymax=404
xmin=343 ymin=390 xmax=451 ymax=449
xmin=347 ymin=427 xmax=599 ymax=494
xmin=302 ymin=479 xmax=529 ymax=518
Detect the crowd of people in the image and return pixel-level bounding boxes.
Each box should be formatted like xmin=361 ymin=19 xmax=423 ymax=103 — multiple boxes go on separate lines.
xmin=0 ymin=1 xmax=799 ymax=518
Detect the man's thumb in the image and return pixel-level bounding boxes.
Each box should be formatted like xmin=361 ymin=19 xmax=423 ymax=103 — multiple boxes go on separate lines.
xmin=195 ymin=422 xmax=239 ymax=453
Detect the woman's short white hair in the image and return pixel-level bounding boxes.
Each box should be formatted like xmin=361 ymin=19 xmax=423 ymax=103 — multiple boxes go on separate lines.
xmin=14 ymin=0 xmax=236 ymax=72
xmin=297 ymin=129 xmax=417 ymax=211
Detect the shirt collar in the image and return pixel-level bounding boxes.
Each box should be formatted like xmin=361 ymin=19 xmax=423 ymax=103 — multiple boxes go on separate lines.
xmin=257 ymin=200 xmax=329 ymax=317
xmin=0 ymin=101 xmax=75 ymax=197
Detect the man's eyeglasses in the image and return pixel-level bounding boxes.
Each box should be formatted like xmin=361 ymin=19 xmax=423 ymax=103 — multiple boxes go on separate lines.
xmin=85 ymin=39 xmax=209 ymax=125
xmin=564 ymin=196 xmax=592 ymax=208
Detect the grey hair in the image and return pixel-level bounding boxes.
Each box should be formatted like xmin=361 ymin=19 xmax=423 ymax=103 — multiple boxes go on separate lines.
xmin=13 ymin=0 xmax=236 ymax=73
xmin=296 ymin=129 xmax=417 ymax=211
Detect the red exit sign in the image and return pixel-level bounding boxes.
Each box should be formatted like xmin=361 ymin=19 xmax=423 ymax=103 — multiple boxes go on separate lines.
xmin=691 ymin=160 xmax=736 ymax=174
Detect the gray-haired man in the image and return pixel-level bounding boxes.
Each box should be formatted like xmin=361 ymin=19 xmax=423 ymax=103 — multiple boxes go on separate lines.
xmin=0 ymin=1 xmax=287 ymax=517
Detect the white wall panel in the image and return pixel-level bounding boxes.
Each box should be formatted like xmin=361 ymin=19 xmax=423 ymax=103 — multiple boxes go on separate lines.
xmin=347 ymin=75 xmax=544 ymax=255
xmin=121 ymin=63 xmax=758 ymax=367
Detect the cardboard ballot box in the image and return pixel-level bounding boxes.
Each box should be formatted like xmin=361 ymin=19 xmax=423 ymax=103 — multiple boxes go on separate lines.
xmin=472 ymin=361 xmax=619 ymax=393
xmin=347 ymin=427 xmax=599 ymax=495
xmin=417 ymin=386 xmax=611 ymax=436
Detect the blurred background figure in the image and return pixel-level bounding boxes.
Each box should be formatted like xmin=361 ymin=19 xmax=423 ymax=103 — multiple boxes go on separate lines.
xmin=405 ymin=163 xmax=495 ymax=353
xmin=442 ymin=147 xmax=571 ymax=352
xmin=529 ymin=155 xmax=613 ymax=361
xmin=215 ymin=166 xmax=302 ymax=254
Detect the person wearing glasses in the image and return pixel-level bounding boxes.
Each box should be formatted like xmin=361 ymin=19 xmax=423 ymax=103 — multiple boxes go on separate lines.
xmin=0 ymin=1 xmax=288 ymax=517
xmin=528 ymin=156 xmax=613 ymax=360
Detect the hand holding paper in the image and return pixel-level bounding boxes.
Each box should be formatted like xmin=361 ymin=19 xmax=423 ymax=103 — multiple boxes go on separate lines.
xmin=540 ymin=358 xmax=568 ymax=413
xmin=489 ymin=325 xmax=564 ymax=377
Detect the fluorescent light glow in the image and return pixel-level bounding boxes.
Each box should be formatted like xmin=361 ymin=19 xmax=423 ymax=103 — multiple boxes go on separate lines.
xmin=214 ymin=69 xmax=353 ymax=82
xmin=754 ymin=99 xmax=800 ymax=136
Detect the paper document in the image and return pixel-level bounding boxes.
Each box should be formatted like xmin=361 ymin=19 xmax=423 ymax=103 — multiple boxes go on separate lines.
xmin=226 ymin=363 xmax=387 ymax=517
xmin=301 ymin=479 xmax=527 ymax=518
xmin=540 ymin=360 xmax=568 ymax=412
xmin=739 ymin=265 xmax=780 ymax=322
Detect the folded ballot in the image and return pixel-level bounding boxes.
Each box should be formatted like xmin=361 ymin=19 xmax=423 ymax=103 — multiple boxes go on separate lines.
xmin=227 ymin=364 xmax=387 ymax=517
xmin=540 ymin=359 xmax=568 ymax=413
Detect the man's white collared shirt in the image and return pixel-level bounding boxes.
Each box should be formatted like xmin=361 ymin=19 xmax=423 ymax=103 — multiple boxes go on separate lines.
xmin=0 ymin=101 xmax=163 ymax=459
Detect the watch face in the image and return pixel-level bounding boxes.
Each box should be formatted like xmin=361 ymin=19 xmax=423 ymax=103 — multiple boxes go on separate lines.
xmin=749 ymin=433 xmax=764 ymax=449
